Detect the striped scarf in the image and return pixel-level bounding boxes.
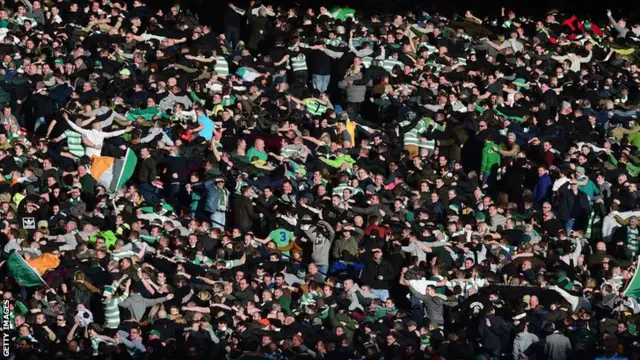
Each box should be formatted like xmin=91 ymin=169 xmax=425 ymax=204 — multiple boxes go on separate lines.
xmin=299 ymin=290 xmax=321 ymax=308
xmin=217 ymin=188 xmax=228 ymax=210
xmin=627 ymin=227 xmax=640 ymax=257
xmin=235 ymin=180 xmax=247 ymax=195
xmin=585 ymin=209 xmax=602 ymax=243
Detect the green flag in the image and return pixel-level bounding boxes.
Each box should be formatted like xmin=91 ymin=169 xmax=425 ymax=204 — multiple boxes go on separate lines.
xmin=624 ymin=256 xmax=640 ymax=298
xmin=6 ymin=252 xmax=45 ymax=287
xmin=330 ymin=7 xmax=355 ymax=21
xmin=91 ymin=148 xmax=138 ymax=193
xmin=112 ymin=148 xmax=137 ymax=193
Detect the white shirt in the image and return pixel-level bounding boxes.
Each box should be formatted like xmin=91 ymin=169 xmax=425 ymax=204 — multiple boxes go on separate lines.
xmin=66 ymin=119 xmax=128 ymax=157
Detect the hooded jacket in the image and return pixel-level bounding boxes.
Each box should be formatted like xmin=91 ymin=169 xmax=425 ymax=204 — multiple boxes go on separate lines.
xmin=304 ymin=221 xmax=336 ymax=266
xmin=513 ymin=332 xmax=539 ymax=360
xmin=119 ymin=293 xmax=168 ymax=321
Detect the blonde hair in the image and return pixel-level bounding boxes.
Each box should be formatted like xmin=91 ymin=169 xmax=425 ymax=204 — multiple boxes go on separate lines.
xmin=346 ymin=64 xmax=361 ymax=77
xmin=320 ymin=132 xmax=332 ymax=146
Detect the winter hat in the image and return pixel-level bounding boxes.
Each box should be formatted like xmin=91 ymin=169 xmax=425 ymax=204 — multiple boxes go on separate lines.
xmin=102 ymin=285 xmax=115 ymax=298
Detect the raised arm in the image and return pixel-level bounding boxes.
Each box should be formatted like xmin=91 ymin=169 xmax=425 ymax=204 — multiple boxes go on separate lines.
xmin=185 ymin=54 xmax=214 ymax=63
xmin=104 ymin=126 xmax=132 ymax=138
xmin=142 ymin=293 xmax=171 ymax=308
xmin=46 ymin=119 xmax=57 ymax=138
xmin=228 ymin=3 xmax=246 ymax=15
xmin=66 ymin=318 xmax=80 ymax=342
xmin=64 ymin=113 xmax=92 ymax=136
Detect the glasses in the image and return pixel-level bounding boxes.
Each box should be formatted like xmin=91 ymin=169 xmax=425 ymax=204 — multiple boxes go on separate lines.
xmin=57 ymin=318 xmax=64 ymax=321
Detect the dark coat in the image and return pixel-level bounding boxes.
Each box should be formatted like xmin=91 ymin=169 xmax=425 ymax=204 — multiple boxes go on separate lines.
xmin=232 ymin=195 xmax=259 ymax=230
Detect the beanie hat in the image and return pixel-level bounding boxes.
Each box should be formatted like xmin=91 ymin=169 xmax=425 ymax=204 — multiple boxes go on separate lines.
xmin=102 ymin=285 xmax=115 ymax=298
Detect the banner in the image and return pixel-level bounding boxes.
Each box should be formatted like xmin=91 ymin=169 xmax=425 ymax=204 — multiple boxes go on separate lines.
xmin=91 ymin=149 xmax=138 ymax=193
xmin=6 ymin=252 xmax=45 ymax=287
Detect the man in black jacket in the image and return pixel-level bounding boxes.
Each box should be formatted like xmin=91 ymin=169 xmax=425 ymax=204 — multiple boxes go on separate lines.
xmin=360 ymin=248 xmax=395 ymax=301
xmin=138 ymin=146 xmax=158 ymax=203
xmin=478 ymin=306 xmax=510 ymax=358
xmin=256 ymin=186 xmax=277 ymax=232
xmin=232 ymin=185 xmax=261 ymax=232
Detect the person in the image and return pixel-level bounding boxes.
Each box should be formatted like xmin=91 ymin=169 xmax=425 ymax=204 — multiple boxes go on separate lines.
xmin=361 ymin=247 xmax=395 ymax=301
xmin=513 ymin=322 xmax=539 ymax=360
xmin=232 ymin=185 xmax=261 ymax=232
xmin=481 ymin=135 xmax=501 ymax=185
xmin=478 ymin=306 xmax=511 ymax=359
xmin=63 ymin=111 xmax=133 ymax=157
xmin=2 ymin=2 xmax=640 ymax=360
xmin=544 ymin=323 xmax=572 ymax=360
xmin=402 ymin=268 xmax=457 ymax=328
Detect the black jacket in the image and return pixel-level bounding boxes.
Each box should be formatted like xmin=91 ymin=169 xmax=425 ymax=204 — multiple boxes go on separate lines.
xmin=360 ymin=253 xmax=395 ymax=289
xmin=232 ymin=195 xmax=259 ymax=230
xmin=478 ymin=314 xmax=510 ymax=351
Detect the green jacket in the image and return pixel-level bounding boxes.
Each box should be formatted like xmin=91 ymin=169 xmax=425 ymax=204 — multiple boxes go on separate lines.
xmin=321 ymin=154 xmax=356 ymax=169
xmin=0 ymin=75 xmax=30 ymax=105
xmin=126 ymin=107 xmax=169 ymax=121
xmin=481 ymin=141 xmax=501 ymax=174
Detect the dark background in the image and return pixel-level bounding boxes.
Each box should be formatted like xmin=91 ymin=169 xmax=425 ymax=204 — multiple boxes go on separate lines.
xmin=159 ymin=0 xmax=638 ymax=32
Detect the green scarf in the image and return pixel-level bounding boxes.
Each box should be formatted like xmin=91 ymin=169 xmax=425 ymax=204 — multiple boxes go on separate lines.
xmin=557 ymin=275 xmax=574 ymax=291
xmin=217 ymin=188 xmax=228 ymax=209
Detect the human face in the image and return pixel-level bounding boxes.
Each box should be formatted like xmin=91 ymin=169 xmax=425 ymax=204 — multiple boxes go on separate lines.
xmin=238 ymin=278 xmax=248 ymax=289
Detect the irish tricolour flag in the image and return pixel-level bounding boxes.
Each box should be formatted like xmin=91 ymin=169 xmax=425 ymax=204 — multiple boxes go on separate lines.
xmin=91 ymin=148 xmax=138 ymax=193
xmin=6 ymin=252 xmax=45 ymax=287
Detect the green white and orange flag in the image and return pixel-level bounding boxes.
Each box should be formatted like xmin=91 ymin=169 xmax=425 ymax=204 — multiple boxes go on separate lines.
xmin=6 ymin=252 xmax=45 ymax=287
xmin=91 ymin=148 xmax=138 ymax=193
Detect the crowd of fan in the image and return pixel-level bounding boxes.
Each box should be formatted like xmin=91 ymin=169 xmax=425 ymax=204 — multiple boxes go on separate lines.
xmin=2 ymin=0 xmax=640 ymax=359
